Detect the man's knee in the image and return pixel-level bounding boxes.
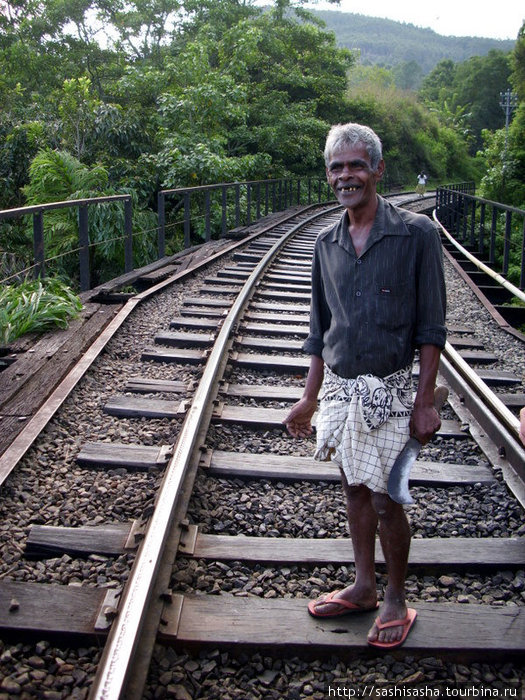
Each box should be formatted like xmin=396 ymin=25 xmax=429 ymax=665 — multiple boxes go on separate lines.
xmin=371 ymin=491 xmax=398 ymax=518
xmin=341 ymin=475 xmax=371 ymax=504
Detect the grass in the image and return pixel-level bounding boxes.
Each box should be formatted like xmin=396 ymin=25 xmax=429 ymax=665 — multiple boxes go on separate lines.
xmin=0 ymin=277 xmax=83 ymax=345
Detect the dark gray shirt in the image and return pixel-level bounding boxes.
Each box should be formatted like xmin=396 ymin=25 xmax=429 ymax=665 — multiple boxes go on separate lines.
xmin=303 ymin=196 xmax=447 ymax=378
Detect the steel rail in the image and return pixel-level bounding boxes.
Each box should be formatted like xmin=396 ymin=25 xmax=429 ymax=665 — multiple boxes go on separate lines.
xmin=0 ymin=203 xmax=331 ymax=487
xmin=89 ymin=206 xmax=341 ymax=699
xmin=435 ymin=207 xmax=524 ymax=496
xmin=433 ymin=212 xmax=525 ymax=304
xmin=440 ymin=342 xmax=525 ymax=505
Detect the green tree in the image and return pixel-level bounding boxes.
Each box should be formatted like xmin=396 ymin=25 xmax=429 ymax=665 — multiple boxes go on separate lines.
xmin=96 ymin=0 xmax=182 ymax=62
xmin=22 ymin=149 xmax=157 ymax=284
xmin=392 ymin=60 xmax=423 ymax=91
xmin=477 ymin=22 xmax=524 ymax=208
xmin=511 ymin=22 xmax=525 ymax=100
xmin=58 ymin=77 xmax=101 ymax=159
xmin=419 ymin=51 xmax=512 ymax=153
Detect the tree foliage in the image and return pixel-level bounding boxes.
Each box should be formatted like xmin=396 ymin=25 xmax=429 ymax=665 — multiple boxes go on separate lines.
xmin=477 ymin=21 xmax=525 ymax=209
xmin=419 ymin=51 xmax=512 ymax=152
xmin=0 ymin=0 xmax=497 ymax=286
xmin=22 ymin=149 xmax=157 ymax=284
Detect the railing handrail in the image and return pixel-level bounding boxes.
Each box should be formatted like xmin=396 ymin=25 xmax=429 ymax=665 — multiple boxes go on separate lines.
xmin=0 ymin=194 xmax=132 ymax=221
xmin=436 ymin=183 xmax=525 ymax=290
xmin=438 ymin=186 xmax=525 ymax=216
xmin=159 ymin=177 xmax=286 ymax=197
xmin=0 ymin=176 xmax=333 ymax=291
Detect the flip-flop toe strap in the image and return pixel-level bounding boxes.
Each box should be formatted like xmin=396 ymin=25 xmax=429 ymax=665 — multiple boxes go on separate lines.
xmin=374 ymin=614 xmax=409 ymax=630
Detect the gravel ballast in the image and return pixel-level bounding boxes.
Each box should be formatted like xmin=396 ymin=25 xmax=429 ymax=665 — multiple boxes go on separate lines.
xmin=0 ymin=226 xmax=524 ymax=698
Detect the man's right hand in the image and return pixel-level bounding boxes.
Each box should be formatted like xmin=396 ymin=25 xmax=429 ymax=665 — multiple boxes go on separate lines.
xmin=283 ymin=397 xmax=318 ymax=438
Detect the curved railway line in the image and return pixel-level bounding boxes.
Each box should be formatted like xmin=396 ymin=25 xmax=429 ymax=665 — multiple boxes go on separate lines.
xmin=0 ymin=195 xmax=524 ymax=699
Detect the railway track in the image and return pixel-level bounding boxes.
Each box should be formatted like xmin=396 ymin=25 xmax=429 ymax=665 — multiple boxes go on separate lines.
xmin=0 ymin=196 xmax=524 ymax=699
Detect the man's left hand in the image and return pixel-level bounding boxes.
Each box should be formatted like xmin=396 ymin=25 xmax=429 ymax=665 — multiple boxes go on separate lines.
xmin=409 ymin=403 xmax=441 ymax=445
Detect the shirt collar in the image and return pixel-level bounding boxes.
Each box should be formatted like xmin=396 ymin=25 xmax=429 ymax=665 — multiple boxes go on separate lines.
xmin=329 ymin=196 xmax=411 ymax=257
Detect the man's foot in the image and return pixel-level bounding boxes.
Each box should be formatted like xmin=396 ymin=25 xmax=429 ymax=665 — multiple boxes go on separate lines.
xmin=367 ymin=608 xmax=417 ymax=649
xmin=367 ymin=599 xmax=411 ymax=646
xmin=308 ymin=586 xmax=377 ymax=618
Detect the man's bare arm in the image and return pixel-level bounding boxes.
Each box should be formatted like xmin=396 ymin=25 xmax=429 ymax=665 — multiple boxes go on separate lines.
xmin=411 ymin=344 xmax=442 ymax=445
xmin=283 ymin=355 xmax=324 ymax=438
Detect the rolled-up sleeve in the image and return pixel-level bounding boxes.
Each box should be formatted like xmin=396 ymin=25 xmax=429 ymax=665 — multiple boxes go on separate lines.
xmin=413 ymin=222 xmax=447 ymax=349
xmin=302 ymin=245 xmax=329 ymax=357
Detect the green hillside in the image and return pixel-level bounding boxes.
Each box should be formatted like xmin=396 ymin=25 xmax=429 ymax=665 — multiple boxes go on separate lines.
xmin=311 ymin=10 xmax=516 ymax=74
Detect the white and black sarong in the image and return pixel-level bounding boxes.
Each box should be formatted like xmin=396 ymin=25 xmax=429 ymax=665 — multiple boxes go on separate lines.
xmin=314 ymin=364 xmax=413 ymax=493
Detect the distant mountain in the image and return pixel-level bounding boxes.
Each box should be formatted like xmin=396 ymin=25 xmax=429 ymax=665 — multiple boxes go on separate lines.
xmin=310 ymin=10 xmax=516 ymax=74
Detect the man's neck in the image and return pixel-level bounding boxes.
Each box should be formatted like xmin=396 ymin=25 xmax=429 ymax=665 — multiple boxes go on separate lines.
xmin=346 ymin=194 xmax=379 ymax=257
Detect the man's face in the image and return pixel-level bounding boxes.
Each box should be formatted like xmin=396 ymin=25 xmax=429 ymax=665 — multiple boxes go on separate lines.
xmin=325 ymin=144 xmax=384 ymax=212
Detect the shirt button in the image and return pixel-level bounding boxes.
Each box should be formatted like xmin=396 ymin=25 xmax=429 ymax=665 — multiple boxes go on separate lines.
xmin=356 ymin=259 xmax=362 ymax=264
xmin=355 ymin=291 xmax=362 ymax=297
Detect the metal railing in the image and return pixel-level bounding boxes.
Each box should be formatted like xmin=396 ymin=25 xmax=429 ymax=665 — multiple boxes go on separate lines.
xmin=157 ymin=177 xmax=332 ymax=254
xmin=0 ymin=195 xmax=133 ymax=292
xmin=436 ymin=184 xmax=525 ymax=290
xmin=1 ymin=177 xmax=333 ymax=291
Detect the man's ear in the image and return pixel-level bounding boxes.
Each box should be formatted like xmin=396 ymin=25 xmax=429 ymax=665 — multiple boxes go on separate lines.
xmin=375 ymin=159 xmax=385 ymax=180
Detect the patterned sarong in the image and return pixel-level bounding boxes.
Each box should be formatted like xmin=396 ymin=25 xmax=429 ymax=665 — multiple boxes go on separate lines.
xmin=314 ymin=365 xmax=413 ymax=493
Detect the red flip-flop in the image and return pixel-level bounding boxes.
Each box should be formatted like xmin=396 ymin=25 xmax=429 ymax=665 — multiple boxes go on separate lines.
xmin=308 ymin=590 xmax=379 ymax=618
xmin=368 ymin=608 xmax=417 ymax=649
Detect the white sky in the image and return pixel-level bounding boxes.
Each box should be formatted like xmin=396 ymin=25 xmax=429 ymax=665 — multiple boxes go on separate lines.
xmin=307 ymin=1 xmax=524 ymax=40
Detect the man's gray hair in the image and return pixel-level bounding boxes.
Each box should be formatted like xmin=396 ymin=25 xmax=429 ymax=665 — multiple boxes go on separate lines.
xmin=324 ymin=123 xmax=383 ymax=170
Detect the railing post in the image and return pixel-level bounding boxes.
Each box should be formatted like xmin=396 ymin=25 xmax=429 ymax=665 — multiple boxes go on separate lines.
xmin=157 ymin=192 xmax=165 ymax=259
xmin=469 ymin=199 xmax=476 ymax=250
xmin=272 ymin=182 xmax=276 ymax=212
xmin=278 ymin=180 xmax=283 ymax=210
xmin=489 ymin=206 xmax=497 ymax=265
xmin=503 ymin=211 xmax=512 ymax=275
xmin=461 ymin=195 xmax=468 ymax=242
xmin=205 ymin=190 xmax=211 ymax=241
xmin=246 ymin=184 xmax=252 ymax=225
xmin=264 ymin=182 xmax=269 ymax=215
xmin=256 ymin=183 xmax=261 ymax=220
xmin=124 ymin=197 xmax=133 ymax=273
xmin=32 ymin=211 xmax=45 ymax=280
xmin=479 ymin=202 xmax=486 ymax=258
xmin=184 ymin=192 xmax=191 ymax=248
xmin=453 ymin=193 xmax=460 ymax=237
xmin=235 ymin=185 xmax=240 ymax=227
xmin=297 ymin=179 xmax=301 ymax=205
xmin=78 ymin=205 xmax=90 ymax=291
xmin=221 ymin=186 xmax=227 ymax=237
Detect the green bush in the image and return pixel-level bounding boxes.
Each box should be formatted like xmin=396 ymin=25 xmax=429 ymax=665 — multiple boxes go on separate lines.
xmin=0 ymin=277 xmax=82 ymax=344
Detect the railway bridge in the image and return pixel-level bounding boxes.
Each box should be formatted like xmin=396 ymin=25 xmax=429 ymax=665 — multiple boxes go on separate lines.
xmin=0 ymin=183 xmax=525 ymax=699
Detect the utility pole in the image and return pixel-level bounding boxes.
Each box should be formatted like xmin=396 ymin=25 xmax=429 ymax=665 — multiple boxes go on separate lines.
xmin=499 ymin=88 xmax=518 ymax=167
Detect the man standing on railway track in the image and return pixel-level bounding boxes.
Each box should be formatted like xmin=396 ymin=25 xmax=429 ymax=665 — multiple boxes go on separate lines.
xmin=284 ymin=123 xmax=447 ymax=649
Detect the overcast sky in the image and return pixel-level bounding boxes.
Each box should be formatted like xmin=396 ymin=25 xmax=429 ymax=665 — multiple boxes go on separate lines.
xmin=307 ymin=1 xmax=523 ymax=40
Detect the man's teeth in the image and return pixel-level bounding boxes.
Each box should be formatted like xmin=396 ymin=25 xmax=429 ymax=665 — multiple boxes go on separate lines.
xmin=341 ymin=186 xmax=359 ymax=192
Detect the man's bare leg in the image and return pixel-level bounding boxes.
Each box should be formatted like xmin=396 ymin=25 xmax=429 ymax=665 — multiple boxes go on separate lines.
xmin=311 ymin=480 xmax=378 ymax=615
xmin=367 ymin=492 xmax=411 ymax=645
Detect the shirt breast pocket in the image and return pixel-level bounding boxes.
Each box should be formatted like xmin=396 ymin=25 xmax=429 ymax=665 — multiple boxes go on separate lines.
xmin=375 ymin=283 xmax=412 ymax=330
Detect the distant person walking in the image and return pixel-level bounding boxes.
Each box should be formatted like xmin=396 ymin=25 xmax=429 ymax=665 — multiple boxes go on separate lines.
xmin=416 ymin=171 xmax=428 ymax=197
